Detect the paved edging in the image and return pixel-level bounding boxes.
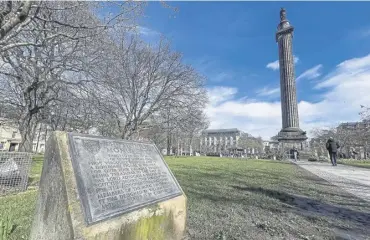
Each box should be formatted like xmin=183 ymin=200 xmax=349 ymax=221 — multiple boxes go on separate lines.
xmin=293 ymin=161 xmax=370 ymax=203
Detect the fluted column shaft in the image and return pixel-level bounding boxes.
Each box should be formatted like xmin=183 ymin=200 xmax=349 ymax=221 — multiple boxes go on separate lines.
xmin=278 ymin=30 xmax=299 ymax=129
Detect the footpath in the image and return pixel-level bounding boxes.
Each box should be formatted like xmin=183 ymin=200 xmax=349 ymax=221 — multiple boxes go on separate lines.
xmin=295 ymin=161 xmax=370 ymax=202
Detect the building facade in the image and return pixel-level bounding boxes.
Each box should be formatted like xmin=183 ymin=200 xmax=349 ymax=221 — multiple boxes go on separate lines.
xmin=0 ymin=119 xmax=21 ymax=152
xmin=308 ymin=120 xmax=370 ymax=159
xmin=0 ymin=118 xmax=49 ymax=153
xmin=200 ymin=128 xmax=242 ymax=154
xmin=337 ymin=120 xmax=370 ymax=159
xmin=338 ymin=121 xmax=370 ymax=131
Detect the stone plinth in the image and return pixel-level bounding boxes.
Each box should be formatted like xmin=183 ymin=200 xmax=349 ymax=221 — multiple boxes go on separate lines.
xmin=277 ymin=127 xmax=307 ymax=143
xmin=30 ymin=131 xmax=187 ymax=240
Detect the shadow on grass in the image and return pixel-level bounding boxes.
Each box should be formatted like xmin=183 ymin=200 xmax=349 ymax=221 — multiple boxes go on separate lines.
xmin=167 ymin=158 xmax=370 ymax=239
xmin=232 ymin=186 xmax=370 ymax=226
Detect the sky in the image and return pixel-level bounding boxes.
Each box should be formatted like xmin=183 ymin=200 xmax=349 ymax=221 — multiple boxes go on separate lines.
xmin=136 ymin=2 xmax=370 ymax=140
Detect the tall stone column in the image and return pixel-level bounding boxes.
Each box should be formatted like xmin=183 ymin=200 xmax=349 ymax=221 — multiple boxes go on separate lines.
xmin=276 ymin=8 xmax=307 ymax=146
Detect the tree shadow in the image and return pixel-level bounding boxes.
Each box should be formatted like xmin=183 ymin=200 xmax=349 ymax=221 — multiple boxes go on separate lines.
xmin=232 ymin=185 xmax=370 ymax=225
xmin=231 ymin=185 xmax=370 ymax=239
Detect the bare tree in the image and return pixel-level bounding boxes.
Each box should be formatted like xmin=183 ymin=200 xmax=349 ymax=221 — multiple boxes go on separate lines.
xmin=270 ymin=134 xmax=279 ymax=141
xmin=0 ymin=1 xmax=190 ymax=154
xmin=0 ymin=1 xmax=146 ymax=53
xmin=94 ymin=35 xmax=207 ymax=141
xmin=0 ymin=2 xmax=118 ymax=151
xmin=310 ymin=126 xmax=362 ymax=158
xmin=238 ymin=133 xmax=263 ymax=153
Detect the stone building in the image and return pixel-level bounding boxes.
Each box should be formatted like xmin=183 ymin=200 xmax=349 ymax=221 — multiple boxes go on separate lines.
xmin=338 ymin=121 xmax=370 ymax=131
xmin=0 ymin=118 xmax=49 ymax=153
xmin=337 ymin=120 xmax=370 ymax=158
xmin=200 ymin=128 xmax=241 ymax=154
xmin=0 ymin=118 xmax=21 ymax=152
xmin=308 ymin=120 xmax=370 ymax=159
xmin=263 ymin=140 xmax=280 ymax=153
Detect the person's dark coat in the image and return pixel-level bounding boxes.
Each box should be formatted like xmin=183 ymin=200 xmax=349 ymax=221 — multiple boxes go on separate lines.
xmin=326 ymin=139 xmax=340 ymax=153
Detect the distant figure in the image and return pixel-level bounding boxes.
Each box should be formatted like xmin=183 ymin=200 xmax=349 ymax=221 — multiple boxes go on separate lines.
xmin=326 ymin=137 xmax=340 ymax=166
xmin=292 ymin=147 xmax=298 ymax=162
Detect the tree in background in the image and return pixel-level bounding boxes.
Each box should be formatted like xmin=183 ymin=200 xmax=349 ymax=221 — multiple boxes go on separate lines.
xmin=0 ymin=1 xmax=209 ymax=152
xmin=238 ymin=133 xmax=264 ymax=154
xmin=270 ymin=135 xmax=279 ymax=141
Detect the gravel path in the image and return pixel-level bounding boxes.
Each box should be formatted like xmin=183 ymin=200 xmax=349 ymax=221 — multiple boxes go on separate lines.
xmin=295 ymin=161 xmax=370 ymax=203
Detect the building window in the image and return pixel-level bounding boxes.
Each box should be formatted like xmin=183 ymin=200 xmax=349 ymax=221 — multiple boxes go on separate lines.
xmin=12 ymin=131 xmax=17 ymax=138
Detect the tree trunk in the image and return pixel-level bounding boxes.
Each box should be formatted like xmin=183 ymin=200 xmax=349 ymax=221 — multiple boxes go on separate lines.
xmin=18 ymin=116 xmax=37 ymax=153
xmin=35 ymin=123 xmax=42 ymax=153
xmin=177 ymin=138 xmax=180 ymax=157
xmin=166 ymin=133 xmax=171 ymax=156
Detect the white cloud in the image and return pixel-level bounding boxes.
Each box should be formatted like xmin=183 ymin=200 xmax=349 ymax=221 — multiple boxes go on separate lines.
xmin=266 ymin=60 xmax=280 ymax=71
xmin=207 ymin=54 xmax=370 ymax=140
xmin=296 ymin=64 xmax=323 ymax=82
xmin=266 ymin=56 xmax=299 ymax=71
xmin=133 ymin=26 xmax=159 ymax=36
xmin=256 ymin=87 xmax=280 ymax=97
xmin=207 ymin=86 xmax=237 ymax=105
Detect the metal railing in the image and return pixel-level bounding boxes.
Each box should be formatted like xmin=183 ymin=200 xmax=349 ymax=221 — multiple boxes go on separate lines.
xmin=0 ymin=152 xmax=32 ymax=196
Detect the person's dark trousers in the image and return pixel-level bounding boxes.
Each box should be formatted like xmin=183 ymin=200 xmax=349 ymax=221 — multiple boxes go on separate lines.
xmin=329 ymin=152 xmax=337 ymax=166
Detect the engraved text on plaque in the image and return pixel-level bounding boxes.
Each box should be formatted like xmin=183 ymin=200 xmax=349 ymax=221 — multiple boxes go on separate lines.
xmin=68 ymin=133 xmax=183 ymax=225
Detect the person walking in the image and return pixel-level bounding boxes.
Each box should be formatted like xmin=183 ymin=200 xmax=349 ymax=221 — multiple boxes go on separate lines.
xmin=326 ymin=137 xmax=340 ymax=166
xmin=292 ymin=146 xmax=298 ymax=162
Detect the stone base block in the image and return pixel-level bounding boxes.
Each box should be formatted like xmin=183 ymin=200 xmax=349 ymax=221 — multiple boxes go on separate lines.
xmin=277 ymin=127 xmax=307 ymax=142
xmin=30 ymin=132 xmax=187 ymax=240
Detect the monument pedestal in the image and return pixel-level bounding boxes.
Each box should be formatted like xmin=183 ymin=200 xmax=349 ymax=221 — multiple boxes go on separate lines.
xmin=278 ymin=127 xmax=307 ymax=148
xmin=30 ymin=132 xmax=187 ymax=240
xmin=278 ymin=127 xmax=308 ymax=159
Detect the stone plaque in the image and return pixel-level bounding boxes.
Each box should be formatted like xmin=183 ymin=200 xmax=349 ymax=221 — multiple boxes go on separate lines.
xmin=68 ymin=133 xmax=183 ymax=225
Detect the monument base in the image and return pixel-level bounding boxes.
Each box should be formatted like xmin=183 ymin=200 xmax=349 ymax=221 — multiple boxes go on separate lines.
xmin=277 ymin=127 xmax=308 ymax=159
xmin=30 ymin=132 xmax=187 ymax=240
xmin=277 ymin=127 xmax=307 ymax=142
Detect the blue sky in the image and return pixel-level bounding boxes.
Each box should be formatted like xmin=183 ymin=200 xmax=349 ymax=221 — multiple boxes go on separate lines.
xmin=136 ymin=2 xmax=370 ymax=139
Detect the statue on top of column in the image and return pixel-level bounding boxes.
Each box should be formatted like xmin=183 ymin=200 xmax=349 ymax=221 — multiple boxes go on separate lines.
xmin=280 ymin=8 xmax=287 ymax=22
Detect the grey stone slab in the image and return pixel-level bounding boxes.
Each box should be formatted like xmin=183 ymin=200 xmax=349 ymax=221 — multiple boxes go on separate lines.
xmin=31 ymin=131 xmax=187 ymax=240
xmin=68 ymin=133 xmax=183 ymax=225
xmin=30 ymin=133 xmax=74 ymax=240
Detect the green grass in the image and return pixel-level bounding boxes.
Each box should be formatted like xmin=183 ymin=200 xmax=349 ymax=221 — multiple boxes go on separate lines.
xmin=1 ymin=156 xmax=370 ymax=240
xmin=338 ymin=158 xmax=370 ymax=169
xmin=28 ymin=155 xmax=44 ymax=187
xmin=167 ymin=157 xmax=370 ymax=240
xmin=0 ymin=155 xmax=43 ymax=240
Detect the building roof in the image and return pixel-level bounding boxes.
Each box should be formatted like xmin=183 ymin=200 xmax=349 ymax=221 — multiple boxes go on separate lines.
xmin=338 ymin=121 xmax=370 ymax=129
xmin=202 ymin=128 xmax=240 ymax=134
xmin=339 ymin=122 xmax=357 ymax=126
